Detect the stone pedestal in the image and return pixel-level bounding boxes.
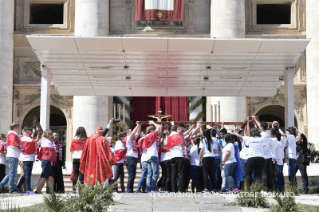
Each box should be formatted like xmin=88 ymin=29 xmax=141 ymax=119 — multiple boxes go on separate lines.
xmin=306 ymin=0 xmax=319 ymax=145
xmin=209 ymin=0 xmax=246 ymax=125
xmin=72 ymin=0 xmax=112 ymax=160
xmin=0 ymin=1 xmax=14 ymax=132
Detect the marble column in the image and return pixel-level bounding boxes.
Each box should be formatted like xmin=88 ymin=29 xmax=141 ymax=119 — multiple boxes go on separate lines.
xmin=0 ymin=1 xmax=14 ymax=132
xmin=209 ymin=0 xmax=247 ymax=125
xmin=306 ymin=0 xmax=319 ymax=145
xmin=284 ymin=67 xmax=295 ymax=128
xmin=73 ymin=0 xmax=112 ymax=137
xmin=40 ymin=65 xmax=52 ymax=130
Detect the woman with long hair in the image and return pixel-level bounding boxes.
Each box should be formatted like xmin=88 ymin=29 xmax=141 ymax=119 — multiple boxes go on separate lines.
xmin=35 ymin=130 xmax=56 ymax=193
xmin=189 ymin=137 xmax=201 ymax=192
xmin=70 ymin=127 xmax=88 ymax=191
xmin=199 ymin=129 xmax=217 ymax=193
xmin=157 ymin=130 xmax=171 ymax=192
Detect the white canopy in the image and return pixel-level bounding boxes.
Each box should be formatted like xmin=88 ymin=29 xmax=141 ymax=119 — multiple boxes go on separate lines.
xmin=26 ymin=36 xmax=310 ymax=97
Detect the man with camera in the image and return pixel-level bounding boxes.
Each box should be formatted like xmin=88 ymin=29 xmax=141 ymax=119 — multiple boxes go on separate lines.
xmin=295 ymin=127 xmax=309 ymax=194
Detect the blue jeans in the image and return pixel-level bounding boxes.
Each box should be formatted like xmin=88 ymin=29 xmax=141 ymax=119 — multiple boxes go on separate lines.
xmin=17 ymin=161 xmax=34 ymax=191
xmin=220 ymin=161 xmax=228 ymax=190
xmin=0 ymin=157 xmax=19 ymax=193
xmin=213 ymin=157 xmax=220 ymax=189
xmin=223 ymin=162 xmax=237 ymax=190
xmin=126 ymin=156 xmax=137 ymax=193
xmin=146 ymin=156 xmax=159 ymax=192
xmin=190 ymin=165 xmax=201 ymax=191
xmin=137 ymin=161 xmax=148 ymax=190
xmin=275 ymin=164 xmax=285 ymax=192
xmin=288 ymin=159 xmax=297 ymax=186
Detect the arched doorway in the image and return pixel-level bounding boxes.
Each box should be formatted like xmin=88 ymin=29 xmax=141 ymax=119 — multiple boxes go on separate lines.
xmin=256 ymin=105 xmax=297 ymax=129
xmin=22 ymin=105 xmax=67 ymax=143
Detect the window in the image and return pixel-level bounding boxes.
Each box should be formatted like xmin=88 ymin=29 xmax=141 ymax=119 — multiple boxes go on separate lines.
xmin=30 ymin=3 xmax=64 ymax=24
xmin=257 ymin=4 xmax=291 ymax=25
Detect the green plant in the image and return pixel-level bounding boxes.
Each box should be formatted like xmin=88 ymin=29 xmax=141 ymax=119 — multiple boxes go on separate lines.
xmin=270 ymin=187 xmax=303 ymax=212
xmin=43 ymin=184 xmax=65 ymax=212
xmin=235 ymin=182 xmax=269 ymax=208
xmin=307 ymin=142 xmax=319 ymax=163
xmin=309 ymin=180 xmax=319 ymax=194
xmin=64 ymin=180 xmax=116 ymax=212
xmin=0 ymin=199 xmax=21 ymax=212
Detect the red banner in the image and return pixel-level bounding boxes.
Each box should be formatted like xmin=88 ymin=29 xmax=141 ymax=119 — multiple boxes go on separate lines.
xmin=135 ymin=0 xmax=184 ymax=22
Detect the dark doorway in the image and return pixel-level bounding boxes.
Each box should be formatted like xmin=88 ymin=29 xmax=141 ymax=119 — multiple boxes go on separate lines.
xmin=257 ymin=4 xmax=291 ymax=24
xmin=256 ymin=105 xmax=297 ymax=129
xmin=30 ymin=4 xmax=64 ymax=24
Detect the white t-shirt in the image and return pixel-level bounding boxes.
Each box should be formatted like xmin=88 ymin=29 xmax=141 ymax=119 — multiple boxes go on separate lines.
xmin=286 ymin=134 xmax=297 ymax=160
xmin=0 ymin=156 xmax=5 ymax=165
xmin=188 ymin=145 xmax=200 ymax=166
xmin=141 ymin=147 xmax=148 ymax=162
xmin=261 ymin=131 xmax=272 ymax=159
xmin=72 ymin=150 xmax=83 ymax=159
xmin=160 ymin=150 xmax=172 ymax=162
xmin=114 ymin=140 xmax=125 ymax=163
xmin=269 ymin=138 xmax=278 ymax=160
xmin=126 ymin=136 xmax=138 ymax=158
xmin=276 ymin=137 xmax=287 ymax=165
xmin=245 ymin=137 xmax=266 ymax=158
xmin=240 ymin=136 xmax=250 ymax=160
xmin=222 ymin=143 xmax=236 ymax=164
xmin=168 ymin=132 xmax=184 ymax=158
xmin=6 ymin=146 xmax=21 ymax=158
xmin=199 ymin=138 xmax=217 ymax=157
xmin=146 ymin=138 xmax=160 ymax=161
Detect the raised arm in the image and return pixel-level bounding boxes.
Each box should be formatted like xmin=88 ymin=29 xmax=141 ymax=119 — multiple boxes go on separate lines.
xmin=102 ymin=118 xmax=114 ymax=137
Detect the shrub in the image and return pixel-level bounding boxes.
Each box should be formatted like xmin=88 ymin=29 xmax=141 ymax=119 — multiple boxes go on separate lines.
xmin=270 ymin=187 xmax=303 ymax=212
xmin=309 ymin=180 xmax=319 ymax=194
xmin=43 ymin=184 xmax=65 ymax=212
xmin=307 ymin=142 xmax=319 ymax=163
xmin=235 ymin=182 xmax=269 ymax=208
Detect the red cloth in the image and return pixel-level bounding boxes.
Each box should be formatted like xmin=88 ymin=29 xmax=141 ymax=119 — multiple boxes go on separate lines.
xmin=0 ymin=141 xmax=7 ymax=154
xmin=138 ymin=137 xmax=145 ymax=151
xmin=70 ymin=138 xmax=87 ymax=152
xmin=156 ymin=97 xmax=188 ymax=122
xmin=20 ymin=133 xmax=37 ymax=155
xmin=113 ymin=149 xmax=126 ymax=164
xmin=143 ymin=131 xmax=159 ymax=149
xmin=38 ymin=138 xmax=57 ymax=162
xmin=80 ymin=133 xmax=113 ymax=185
xmin=166 ymin=133 xmax=184 ymax=150
xmin=7 ymin=131 xmax=20 ymax=147
xmin=135 ymin=0 xmax=184 ymax=22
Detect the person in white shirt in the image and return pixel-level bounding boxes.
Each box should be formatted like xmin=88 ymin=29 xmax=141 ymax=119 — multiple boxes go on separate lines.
xmin=237 ymin=128 xmax=266 ymax=187
xmin=271 ymin=128 xmax=287 ymax=192
xmin=279 ymin=126 xmax=297 ymax=186
xmin=221 ymin=134 xmax=238 ymax=193
xmin=70 ymin=127 xmax=88 ymax=191
xmin=188 ymin=137 xmax=201 ymax=193
xmin=144 ymin=120 xmax=162 ymax=193
xmin=113 ymin=132 xmax=127 ymax=192
xmin=136 ymin=131 xmax=147 ymax=193
xmin=125 ymin=123 xmax=141 ymax=193
xmin=199 ymin=129 xmax=218 ymax=193
xmin=269 ymin=128 xmax=279 ymax=189
xmin=157 ymin=130 xmax=171 ymax=192
xmin=0 ymin=134 xmax=6 ymax=183
xmin=253 ymin=117 xmax=273 ymax=191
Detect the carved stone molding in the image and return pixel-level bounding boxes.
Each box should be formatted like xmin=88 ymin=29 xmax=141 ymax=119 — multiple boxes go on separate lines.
xmin=24 ymin=62 xmax=41 ymax=78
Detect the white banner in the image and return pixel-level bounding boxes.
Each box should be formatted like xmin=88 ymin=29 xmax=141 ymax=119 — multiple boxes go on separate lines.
xmin=145 ymin=0 xmax=174 ymax=11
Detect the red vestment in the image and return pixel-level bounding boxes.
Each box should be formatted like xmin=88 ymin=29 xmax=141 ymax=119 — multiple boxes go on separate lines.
xmin=80 ymin=133 xmax=113 ymax=185
xmin=165 ymin=132 xmax=184 ymax=150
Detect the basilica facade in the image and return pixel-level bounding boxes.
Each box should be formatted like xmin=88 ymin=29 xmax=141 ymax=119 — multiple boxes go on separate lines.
xmin=0 ymin=0 xmax=316 ymax=162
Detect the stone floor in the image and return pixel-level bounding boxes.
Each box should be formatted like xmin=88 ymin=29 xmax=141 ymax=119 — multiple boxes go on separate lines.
xmin=0 ymin=192 xmax=319 ymax=212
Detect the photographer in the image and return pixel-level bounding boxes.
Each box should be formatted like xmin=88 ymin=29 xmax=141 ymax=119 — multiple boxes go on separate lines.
xmin=295 ymin=127 xmax=309 ymax=194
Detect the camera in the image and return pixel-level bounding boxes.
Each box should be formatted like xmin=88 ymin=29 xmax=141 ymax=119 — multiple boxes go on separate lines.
xmin=113 ymin=119 xmax=120 ymax=123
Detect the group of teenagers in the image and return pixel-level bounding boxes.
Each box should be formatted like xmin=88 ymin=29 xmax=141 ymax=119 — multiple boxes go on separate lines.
xmin=0 ymin=123 xmax=66 ymax=194
xmin=0 ymin=115 xmax=309 ymax=195
xmin=70 ymin=116 xmax=308 ymax=194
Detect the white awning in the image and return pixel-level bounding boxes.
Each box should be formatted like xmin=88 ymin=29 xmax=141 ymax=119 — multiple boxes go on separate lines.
xmin=26 ymin=36 xmax=310 ymax=97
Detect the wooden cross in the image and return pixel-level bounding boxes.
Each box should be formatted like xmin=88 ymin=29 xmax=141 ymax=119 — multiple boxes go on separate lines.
xmin=148 ymin=108 xmax=172 ymax=122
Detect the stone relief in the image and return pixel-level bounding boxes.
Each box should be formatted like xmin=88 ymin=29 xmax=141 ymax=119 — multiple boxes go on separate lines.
xmin=300 ymin=87 xmax=306 ymax=100
xmin=24 ymin=62 xmax=41 ymax=78
xmin=247 ymin=92 xmax=285 ymax=116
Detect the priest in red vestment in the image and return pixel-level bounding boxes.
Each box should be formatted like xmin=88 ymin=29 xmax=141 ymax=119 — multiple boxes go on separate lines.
xmin=80 ymin=126 xmax=114 ymax=185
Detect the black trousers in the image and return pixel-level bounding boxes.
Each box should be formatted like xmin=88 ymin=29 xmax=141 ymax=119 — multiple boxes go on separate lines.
xmin=202 ymin=157 xmax=215 ymax=190
xmin=0 ymin=164 xmax=5 ymax=182
xmin=157 ymin=161 xmax=166 ymax=188
xmin=171 ymin=157 xmax=185 ymax=192
xmin=114 ymin=163 xmax=125 ymax=192
xmin=184 ymin=159 xmax=191 ymax=191
xmin=72 ymin=159 xmax=84 ymax=190
xmin=163 ymin=160 xmax=171 ymax=192
xmin=245 ymin=157 xmax=265 ymax=186
xmin=295 ymin=162 xmax=309 ymax=193
xmin=262 ymin=158 xmax=274 ymax=191
xmin=52 ymin=160 xmax=65 ymax=193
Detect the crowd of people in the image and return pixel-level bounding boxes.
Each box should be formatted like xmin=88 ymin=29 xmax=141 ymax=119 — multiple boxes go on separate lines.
xmin=0 ymin=116 xmax=310 ymax=194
